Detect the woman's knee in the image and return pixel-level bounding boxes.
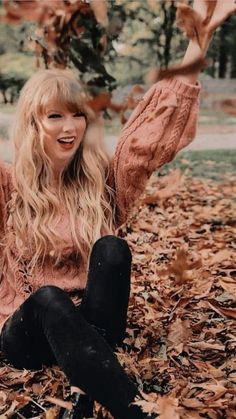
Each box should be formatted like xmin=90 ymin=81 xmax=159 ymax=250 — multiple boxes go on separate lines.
xmin=1 ymin=286 xmax=60 ymax=369
xmin=91 ymin=235 xmax=132 ymax=268
xmin=30 ymin=285 xmax=66 ymax=302
xmin=27 ymin=285 xmax=73 ymax=316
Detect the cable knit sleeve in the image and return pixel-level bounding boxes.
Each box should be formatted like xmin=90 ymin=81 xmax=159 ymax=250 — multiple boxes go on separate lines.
xmin=109 ymin=77 xmax=201 ymax=226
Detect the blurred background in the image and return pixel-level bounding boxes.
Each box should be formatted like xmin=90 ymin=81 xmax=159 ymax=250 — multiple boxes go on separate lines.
xmin=0 ymin=0 xmax=235 ymax=164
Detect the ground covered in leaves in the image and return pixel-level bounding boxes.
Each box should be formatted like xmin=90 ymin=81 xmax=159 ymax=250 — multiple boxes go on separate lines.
xmin=0 ymin=159 xmax=236 ymax=418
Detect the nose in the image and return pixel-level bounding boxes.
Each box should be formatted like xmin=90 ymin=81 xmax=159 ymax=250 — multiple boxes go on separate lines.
xmin=62 ymin=116 xmax=76 ymax=133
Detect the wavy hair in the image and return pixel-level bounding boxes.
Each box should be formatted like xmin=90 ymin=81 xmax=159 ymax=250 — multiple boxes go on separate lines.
xmin=5 ymin=69 xmax=115 ymax=269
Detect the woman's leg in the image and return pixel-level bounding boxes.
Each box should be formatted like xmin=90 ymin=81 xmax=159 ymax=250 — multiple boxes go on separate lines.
xmin=80 ymin=235 xmax=132 ymax=347
xmin=1 ymin=286 xmax=143 ymax=418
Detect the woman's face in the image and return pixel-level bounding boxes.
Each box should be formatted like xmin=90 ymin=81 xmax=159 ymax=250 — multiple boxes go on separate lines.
xmin=39 ymin=104 xmax=87 ymax=175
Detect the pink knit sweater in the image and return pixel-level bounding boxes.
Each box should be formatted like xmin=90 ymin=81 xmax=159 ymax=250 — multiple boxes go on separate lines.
xmin=0 ymin=78 xmax=200 ymax=331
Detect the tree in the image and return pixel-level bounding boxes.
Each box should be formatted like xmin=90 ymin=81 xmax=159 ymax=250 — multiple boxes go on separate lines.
xmin=204 ymin=14 xmax=236 ymax=78
xmin=1 ymin=1 xmax=118 ymax=92
xmin=1 ymin=0 xmax=235 ymax=107
xmin=107 ymin=0 xmax=183 ymax=85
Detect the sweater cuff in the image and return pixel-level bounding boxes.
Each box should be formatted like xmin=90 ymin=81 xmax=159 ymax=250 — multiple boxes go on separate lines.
xmin=157 ymin=77 xmax=201 ymax=99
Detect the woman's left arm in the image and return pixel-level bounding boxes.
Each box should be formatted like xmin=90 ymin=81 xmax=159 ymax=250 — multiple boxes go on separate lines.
xmin=110 ymin=0 xmax=236 ymax=226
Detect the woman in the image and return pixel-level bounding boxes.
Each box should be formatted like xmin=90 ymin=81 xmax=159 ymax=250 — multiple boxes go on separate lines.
xmin=0 ymin=2 xmax=235 ymax=418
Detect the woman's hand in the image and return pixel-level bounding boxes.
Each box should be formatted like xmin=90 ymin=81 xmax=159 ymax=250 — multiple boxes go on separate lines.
xmin=194 ymin=0 xmax=236 ymax=33
xmin=193 ymin=0 xmax=236 ymax=53
xmin=175 ymin=0 xmax=236 ymax=84
xmin=177 ymin=0 xmax=236 ymax=54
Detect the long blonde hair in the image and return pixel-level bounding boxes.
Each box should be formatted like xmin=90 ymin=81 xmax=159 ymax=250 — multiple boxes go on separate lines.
xmin=6 ymin=69 xmax=115 ymax=269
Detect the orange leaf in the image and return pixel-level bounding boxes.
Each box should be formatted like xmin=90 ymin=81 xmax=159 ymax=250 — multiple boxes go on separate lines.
xmin=87 ymin=92 xmax=111 ymax=113
xmin=176 ymin=3 xmax=202 ymax=41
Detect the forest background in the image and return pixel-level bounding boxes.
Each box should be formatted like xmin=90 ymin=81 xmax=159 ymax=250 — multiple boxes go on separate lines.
xmin=0 ymin=1 xmax=236 ymax=418
xmin=0 ymin=0 xmax=236 ymax=159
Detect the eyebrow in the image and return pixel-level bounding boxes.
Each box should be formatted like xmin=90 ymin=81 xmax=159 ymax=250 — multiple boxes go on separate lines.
xmin=45 ymin=108 xmax=81 ymax=113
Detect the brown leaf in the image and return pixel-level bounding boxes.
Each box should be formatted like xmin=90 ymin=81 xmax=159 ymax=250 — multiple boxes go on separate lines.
xmin=45 ymin=406 xmax=59 ymax=419
xmin=141 ymin=169 xmax=184 ymax=204
xmin=144 ymin=57 xmax=206 ymax=85
xmin=221 ymin=98 xmax=236 ymax=117
xmin=188 ymin=341 xmax=225 ymax=351
xmin=158 ymin=396 xmax=180 ymax=419
xmin=208 ymin=249 xmax=233 ymax=266
xmin=176 ymin=3 xmax=202 ymax=40
xmin=167 ymin=318 xmax=192 ymax=355
xmin=208 ymin=300 xmax=236 ymax=320
xmin=168 ymin=246 xmax=202 ymax=285
xmin=1 ymin=169 xmax=236 ymax=418
xmin=187 ymin=380 xmax=227 ymax=403
xmin=138 ymin=220 xmax=158 ymax=234
xmin=1 ymin=0 xmax=50 ymax=24
xmin=0 ymin=400 xmax=18 ymax=418
xmin=0 ymin=390 xmax=7 ymax=409
xmin=32 ymin=382 xmax=43 ymax=395
xmin=158 ymin=56 xmax=207 ymax=81
xmin=219 ymin=278 xmax=236 ymax=298
xmin=191 ymin=360 xmax=224 ymax=379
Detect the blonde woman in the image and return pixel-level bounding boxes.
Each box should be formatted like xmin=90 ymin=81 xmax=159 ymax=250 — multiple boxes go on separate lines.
xmin=0 ymin=2 xmax=235 ymax=418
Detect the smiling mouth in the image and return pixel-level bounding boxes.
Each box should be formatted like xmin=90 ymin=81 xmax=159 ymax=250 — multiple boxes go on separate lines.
xmin=57 ymin=136 xmax=75 ymax=144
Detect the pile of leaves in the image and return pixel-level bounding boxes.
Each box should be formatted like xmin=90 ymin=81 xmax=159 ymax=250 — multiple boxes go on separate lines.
xmin=0 ymin=164 xmax=235 ymax=418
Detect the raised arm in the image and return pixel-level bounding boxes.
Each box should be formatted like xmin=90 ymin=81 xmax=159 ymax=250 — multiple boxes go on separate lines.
xmin=109 ymin=0 xmax=236 ymax=226
xmin=110 ymin=73 xmax=200 ymax=226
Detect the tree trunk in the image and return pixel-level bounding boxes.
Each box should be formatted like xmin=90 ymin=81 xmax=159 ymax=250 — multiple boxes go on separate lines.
xmin=162 ymin=1 xmax=176 ymax=68
xmin=230 ymin=51 xmax=236 ymax=78
xmin=218 ymin=24 xmax=229 ymax=78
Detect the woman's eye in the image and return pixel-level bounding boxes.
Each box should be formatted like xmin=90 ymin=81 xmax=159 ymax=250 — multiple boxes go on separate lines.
xmin=74 ymin=112 xmax=86 ymax=118
xmin=48 ymin=113 xmax=61 ymax=119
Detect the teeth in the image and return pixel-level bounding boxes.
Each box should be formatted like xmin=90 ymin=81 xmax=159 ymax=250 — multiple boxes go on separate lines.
xmin=58 ymin=137 xmax=75 ymax=144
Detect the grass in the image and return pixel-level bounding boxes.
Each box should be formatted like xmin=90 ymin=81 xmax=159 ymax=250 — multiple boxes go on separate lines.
xmin=0 ymin=125 xmax=10 ymax=139
xmin=161 ymin=149 xmax=236 ymax=181
xmin=0 ymin=103 xmax=16 ymax=113
xmin=199 ymin=108 xmax=236 ymax=125
xmin=0 ymin=52 xmax=35 ymax=79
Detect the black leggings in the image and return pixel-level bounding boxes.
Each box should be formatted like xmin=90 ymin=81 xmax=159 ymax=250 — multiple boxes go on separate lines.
xmin=0 ymin=236 xmax=143 ymax=418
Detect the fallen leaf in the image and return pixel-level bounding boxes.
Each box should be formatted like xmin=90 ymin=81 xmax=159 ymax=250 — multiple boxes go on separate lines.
xmin=208 ymin=249 xmax=232 ymax=266
xmin=158 ymin=396 xmax=180 ymax=419
xmin=208 ymin=300 xmax=236 ymax=320
xmin=167 ymin=318 xmax=192 ymax=355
